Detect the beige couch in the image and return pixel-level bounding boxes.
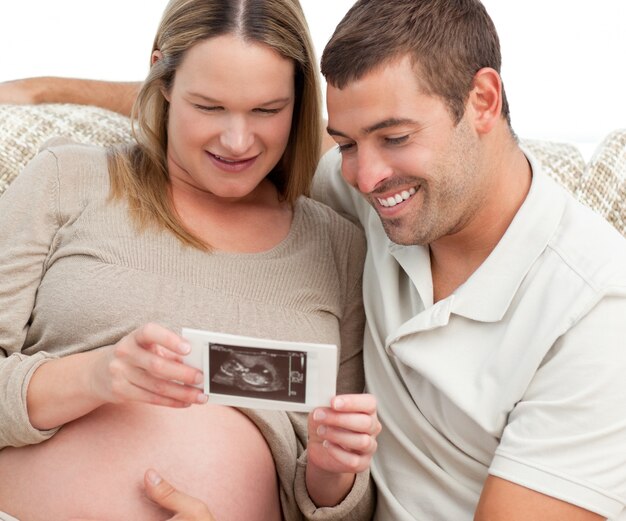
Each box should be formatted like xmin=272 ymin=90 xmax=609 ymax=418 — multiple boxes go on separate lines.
xmin=1 ymin=103 xmax=624 ymax=237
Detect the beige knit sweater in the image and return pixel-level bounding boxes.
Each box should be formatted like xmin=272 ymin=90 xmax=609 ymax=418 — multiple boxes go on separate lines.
xmin=0 ymin=142 xmax=374 ymax=520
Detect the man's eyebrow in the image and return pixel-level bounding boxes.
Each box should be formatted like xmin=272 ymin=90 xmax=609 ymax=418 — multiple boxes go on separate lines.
xmin=364 ymin=118 xmax=418 ymax=133
xmin=327 ymin=118 xmax=419 ymax=138
xmin=326 ymin=127 xmax=348 ymax=138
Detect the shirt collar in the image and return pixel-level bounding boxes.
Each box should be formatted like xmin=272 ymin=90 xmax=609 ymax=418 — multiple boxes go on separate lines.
xmin=383 ymin=151 xmax=567 ymax=324
xmin=449 ymin=151 xmax=567 ymax=321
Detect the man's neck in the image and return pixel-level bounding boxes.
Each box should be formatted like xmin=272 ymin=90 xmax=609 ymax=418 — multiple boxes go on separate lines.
xmin=430 ymin=144 xmax=532 ymax=303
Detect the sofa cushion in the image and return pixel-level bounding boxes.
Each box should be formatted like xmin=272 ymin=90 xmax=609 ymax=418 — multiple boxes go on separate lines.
xmin=576 ymin=129 xmax=626 ymax=236
xmin=0 ymin=103 xmax=132 ymax=195
xmin=522 ymin=139 xmax=585 ymax=197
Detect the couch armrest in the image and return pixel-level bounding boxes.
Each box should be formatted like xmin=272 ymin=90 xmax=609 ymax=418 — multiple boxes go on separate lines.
xmin=577 ymin=129 xmax=626 ymax=237
xmin=522 ymin=138 xmax=585 ymax=196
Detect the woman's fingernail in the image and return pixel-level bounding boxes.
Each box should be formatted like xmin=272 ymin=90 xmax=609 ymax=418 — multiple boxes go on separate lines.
xmin=317 ymin=425 xmax=327 ymax=436
xmin=194 ymin=372 xmax=204 ymax=385
xmin=197 ymin=393 xmax=208 ymax=404
xmin=147 ymin=469 xmax=162 ymax=486
xmin=313 ymin=409 xmax=326 ymax=421
xmin=180 ymin=342 xmax=191 ymax=355
xmin=334 ymin=397 xmax=344 ymax=410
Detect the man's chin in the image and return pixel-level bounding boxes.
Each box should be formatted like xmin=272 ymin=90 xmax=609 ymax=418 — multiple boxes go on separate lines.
xmin=380 ymin=219 xmax=428 ymax=246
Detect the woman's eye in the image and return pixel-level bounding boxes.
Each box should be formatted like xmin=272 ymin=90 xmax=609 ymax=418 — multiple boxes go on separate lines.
xmin=194 ymin=104 xmax=221 ymax=112
xmin=253 ymin=108 xmax=281 ymax=115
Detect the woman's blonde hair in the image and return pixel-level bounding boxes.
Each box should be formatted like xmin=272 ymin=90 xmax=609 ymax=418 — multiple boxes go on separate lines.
xmin=108 ymin=0 xmax=322 ymax=250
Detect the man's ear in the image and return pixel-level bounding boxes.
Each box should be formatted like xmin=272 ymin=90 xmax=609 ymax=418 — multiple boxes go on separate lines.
xmin=467 ymin=67 xmax=503 ymax=134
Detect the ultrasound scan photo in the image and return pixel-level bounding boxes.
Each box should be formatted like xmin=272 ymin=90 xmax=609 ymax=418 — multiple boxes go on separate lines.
xmin=209 ymin=343 xmax=307 ymax=403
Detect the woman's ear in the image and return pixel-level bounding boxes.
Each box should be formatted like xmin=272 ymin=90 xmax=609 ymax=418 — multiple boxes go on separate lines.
xmin=151 ymin=50 xmax=171 ymax=102
xmin=467 ymin=67 xmax=503 ymax=135
xmin=151 ymin=50 xmax=164 ymax=66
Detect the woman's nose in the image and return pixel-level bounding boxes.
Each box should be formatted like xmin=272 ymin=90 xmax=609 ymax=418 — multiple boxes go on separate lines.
xmin=220 ymin=117 xmax=254 ymax=156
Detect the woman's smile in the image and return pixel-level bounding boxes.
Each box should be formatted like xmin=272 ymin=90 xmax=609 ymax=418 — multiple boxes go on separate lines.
xmin=207 ymin=151 xmax=260 ymax=172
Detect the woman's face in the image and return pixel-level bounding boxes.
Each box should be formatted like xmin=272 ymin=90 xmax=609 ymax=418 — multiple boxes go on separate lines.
xmin=163 ymin=34 xmax=295 ymax=202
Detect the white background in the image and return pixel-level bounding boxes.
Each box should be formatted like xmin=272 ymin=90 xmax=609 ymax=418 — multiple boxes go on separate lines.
xmin=1 ymin=1 xmax=624 ymax=156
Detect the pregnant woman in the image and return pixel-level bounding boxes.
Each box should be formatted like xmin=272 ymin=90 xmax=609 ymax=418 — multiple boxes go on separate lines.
xmin=0 ymin=0 xmax=380 ymax=519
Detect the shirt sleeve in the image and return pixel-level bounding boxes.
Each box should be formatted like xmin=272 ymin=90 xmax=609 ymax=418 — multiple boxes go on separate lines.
xmin=490 ymin=294 xmax=626 ymax=519
xmin=312 ymin=149 xmax=365 ymax=227
xmin=0 ymin=148 xmax=63 ymax=448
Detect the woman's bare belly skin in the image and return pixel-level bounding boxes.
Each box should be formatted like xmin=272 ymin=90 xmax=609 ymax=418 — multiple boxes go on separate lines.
xmin=0 ymin=402 xmax=282 ymax=521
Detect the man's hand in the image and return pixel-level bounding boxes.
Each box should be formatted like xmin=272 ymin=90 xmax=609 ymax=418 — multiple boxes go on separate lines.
xmin=0 ymin=78 xmax=43 ymax=104
xmin=144 ymin=469 xmax=217 ymax=521
xmin=0 ymin=77 xmax=140 ymax=115
xmin=68 ymin=469 xmax=217 ymax=521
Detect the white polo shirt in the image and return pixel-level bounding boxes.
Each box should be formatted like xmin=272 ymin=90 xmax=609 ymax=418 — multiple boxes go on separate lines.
xmin=313 ymin=148 xmax=626 ymax=520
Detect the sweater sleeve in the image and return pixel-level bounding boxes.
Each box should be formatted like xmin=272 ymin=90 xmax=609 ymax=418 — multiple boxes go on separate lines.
xmin=293 ymin=222 xmax=375 ymax=521
xmin=0 ymin=148 xmax=64 ymax=448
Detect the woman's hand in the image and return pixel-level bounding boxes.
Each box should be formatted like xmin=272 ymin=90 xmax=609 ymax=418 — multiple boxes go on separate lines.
xmin=306 ymin=393 xmax=381 ymax=507
xmin=90 ymin=322 xmax=207 ymax=408
xmin=27 ymin=322 xmax=205 ymax=432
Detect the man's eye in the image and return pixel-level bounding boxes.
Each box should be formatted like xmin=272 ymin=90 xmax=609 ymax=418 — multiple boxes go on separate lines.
xmin=337 ymin=143 xmax=355 ymax=153
xmin=386 ymin=135 xmax=409 ymax=145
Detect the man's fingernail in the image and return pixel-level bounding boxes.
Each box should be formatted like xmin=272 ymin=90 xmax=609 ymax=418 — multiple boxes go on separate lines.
xmin=147 ymin=469 xmax=162 ymax=486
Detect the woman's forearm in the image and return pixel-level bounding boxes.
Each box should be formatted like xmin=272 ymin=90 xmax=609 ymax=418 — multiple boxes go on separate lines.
xmin=306 ymin=462 xmax=355 ymax=507
xmin=27 ymin=324 xmax=205 ymax=432
xmin=26 ymin=349 xmax=108 ymax=430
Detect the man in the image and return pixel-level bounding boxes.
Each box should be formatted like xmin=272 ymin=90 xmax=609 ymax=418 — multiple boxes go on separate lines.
xmin=2 ymin=1 xmax=626 ymax=520
xmin=313 ymin=1 xmax=626 ymax=520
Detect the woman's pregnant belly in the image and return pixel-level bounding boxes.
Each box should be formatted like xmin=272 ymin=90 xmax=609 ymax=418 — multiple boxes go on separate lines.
xmin=0 ymin=402 xmax=282 ymax=521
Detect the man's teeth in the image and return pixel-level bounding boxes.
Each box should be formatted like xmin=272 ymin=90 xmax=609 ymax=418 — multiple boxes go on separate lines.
xmin=378 ymin=187 xmax=417 ymax=208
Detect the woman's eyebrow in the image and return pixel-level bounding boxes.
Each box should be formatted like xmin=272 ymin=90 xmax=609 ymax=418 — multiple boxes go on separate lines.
xmin=188 ymin=92 xmax=292 ymax=106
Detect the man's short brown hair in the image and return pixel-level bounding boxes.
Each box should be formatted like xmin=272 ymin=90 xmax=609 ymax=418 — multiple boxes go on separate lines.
xmin=321 ymin=0 xmax=510 ymax=126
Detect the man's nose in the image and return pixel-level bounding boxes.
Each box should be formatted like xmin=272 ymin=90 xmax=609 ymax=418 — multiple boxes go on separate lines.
xmin=346 ymin=147 xmax=394 ymax=194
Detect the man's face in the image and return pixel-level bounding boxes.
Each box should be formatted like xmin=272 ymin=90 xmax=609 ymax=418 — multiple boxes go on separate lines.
xmin=326 ymin=56 xmax=487 ymax=246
